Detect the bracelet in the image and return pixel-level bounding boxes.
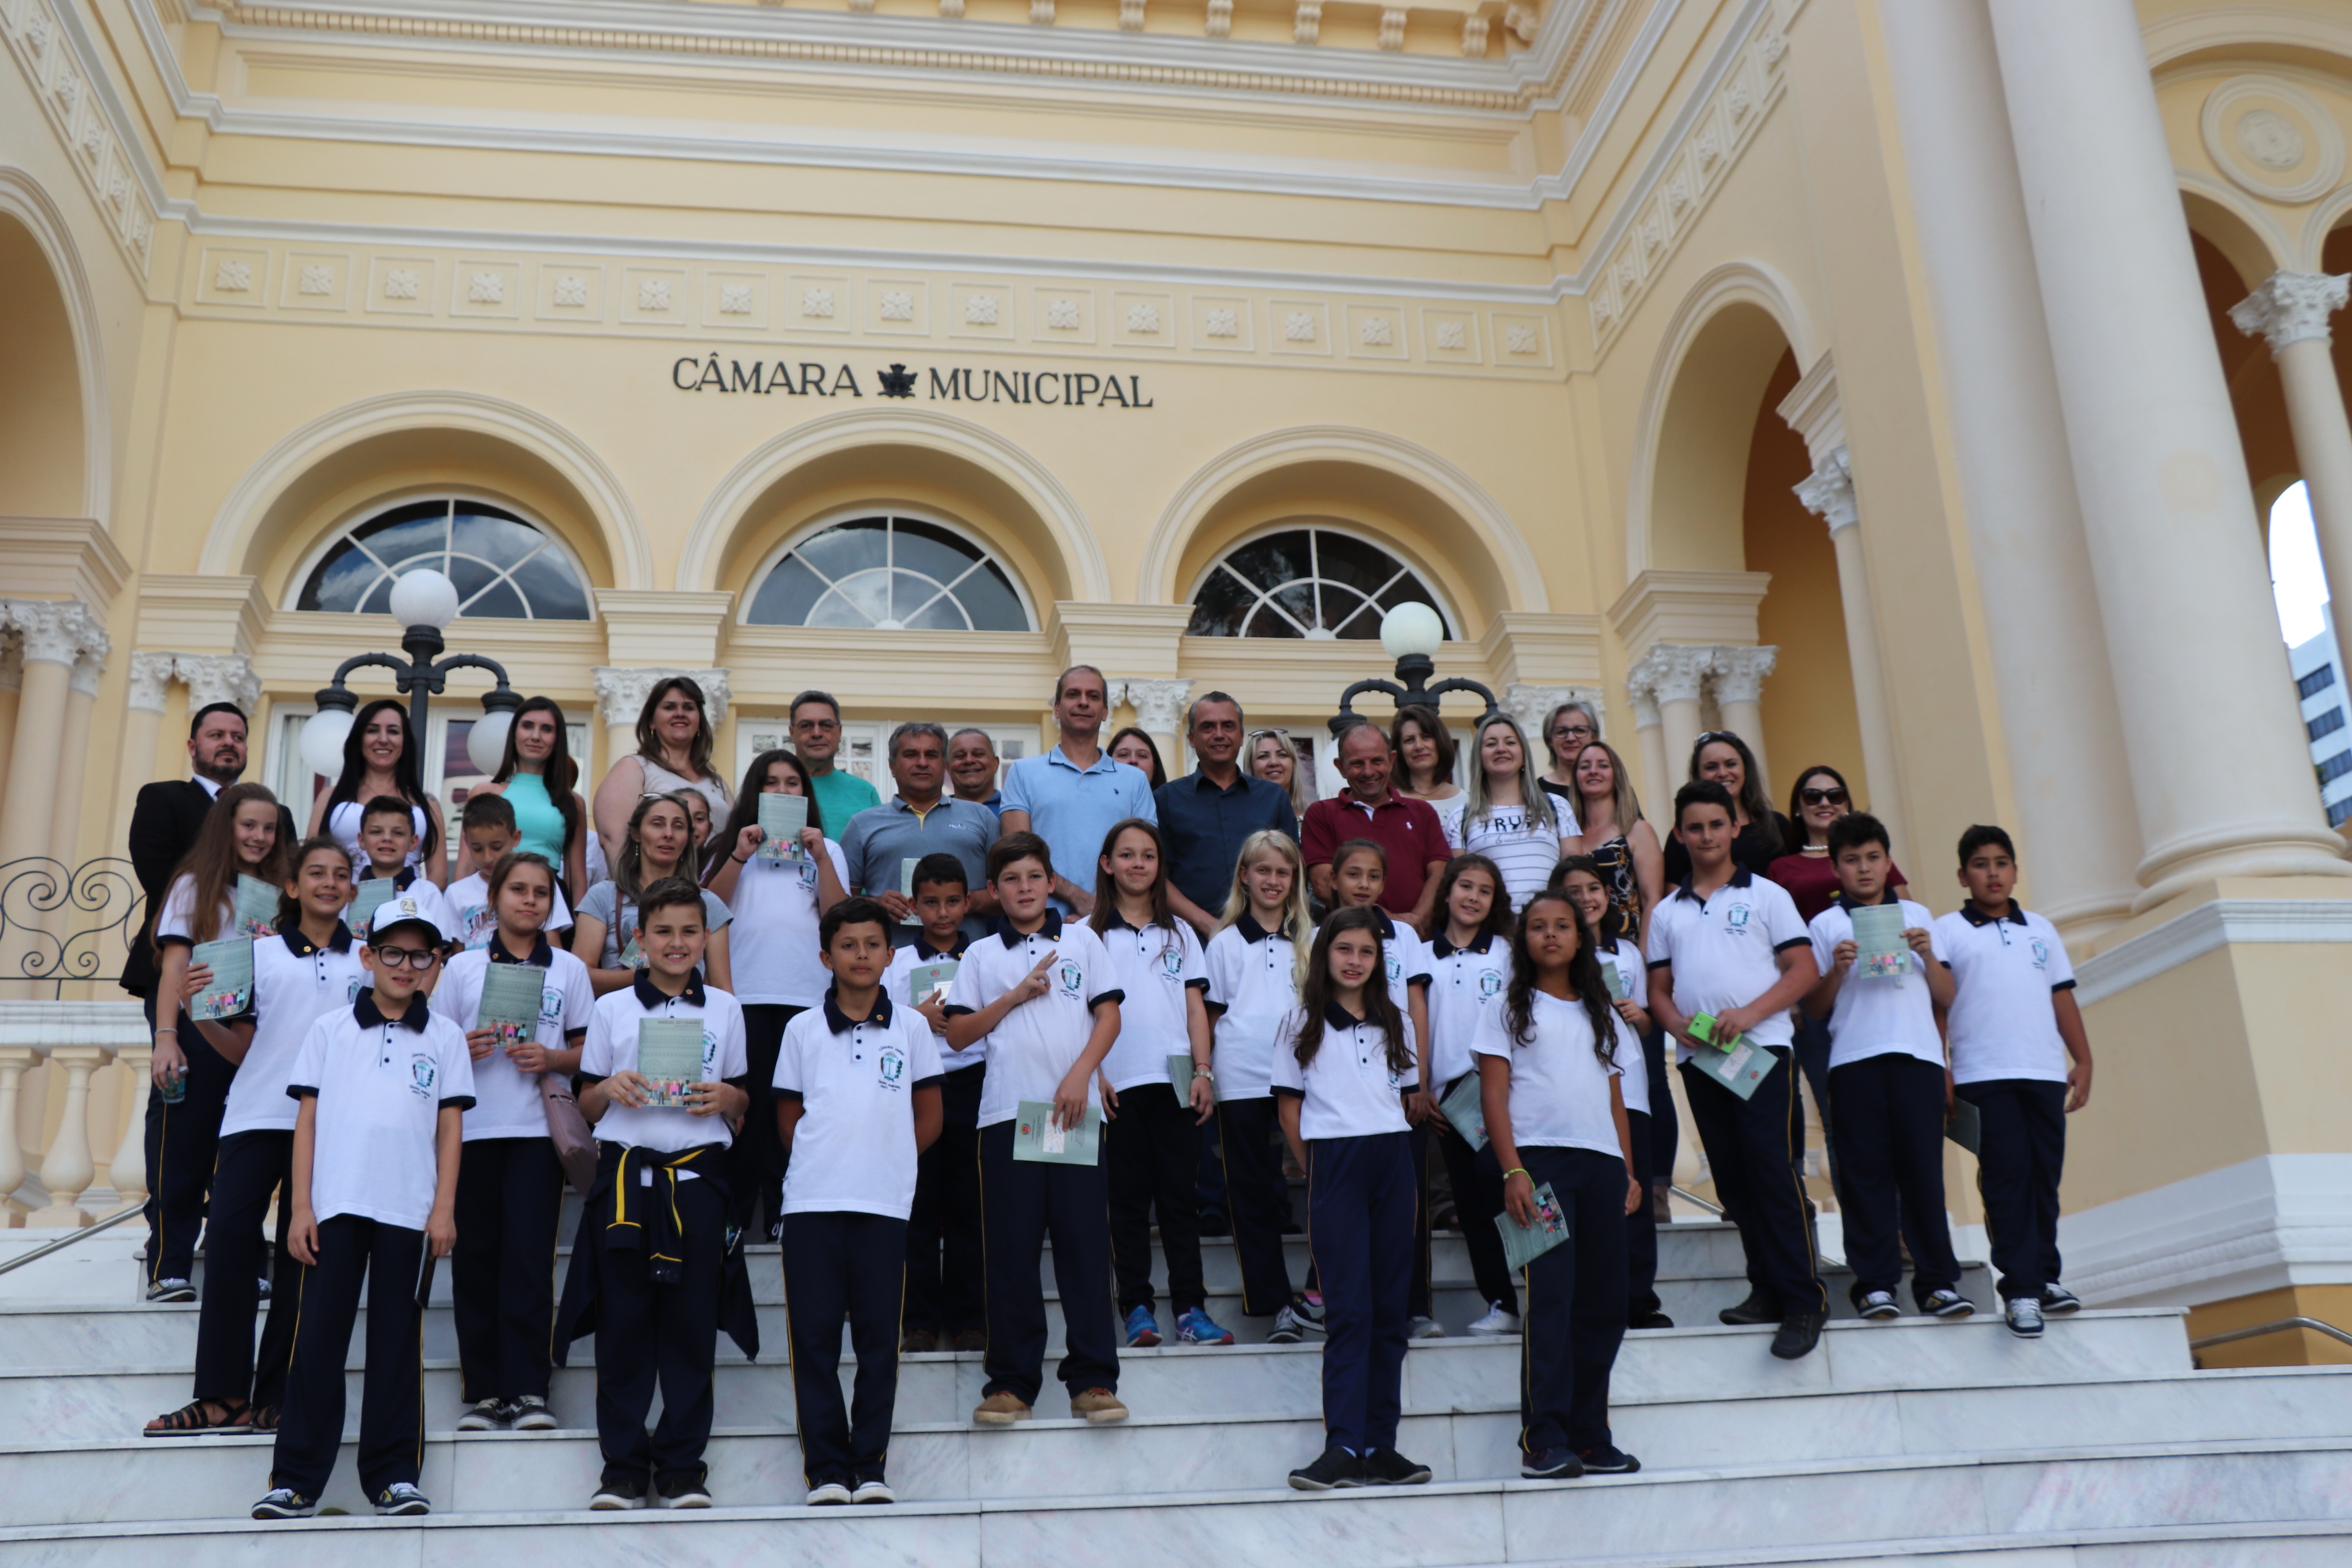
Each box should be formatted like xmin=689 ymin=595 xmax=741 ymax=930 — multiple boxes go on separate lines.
xmin=153 ymin=1027 xmax=177 ymax=1038
xmin=1194 ymin=1066 xmax=1215 ymax=1080
xmin=731 ymin=850 xmax=748 ymax=863
xmin=1502 ymin=1167 xmax=1529 ymax=1181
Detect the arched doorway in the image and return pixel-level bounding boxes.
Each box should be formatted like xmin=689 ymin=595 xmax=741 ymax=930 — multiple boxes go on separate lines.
xmin=0 ymin=211 xmax=88 ymax=518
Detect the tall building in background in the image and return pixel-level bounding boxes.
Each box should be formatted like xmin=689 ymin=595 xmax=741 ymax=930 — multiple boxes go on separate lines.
xmin=2291 ymin=625 xmax=2352 ymax=827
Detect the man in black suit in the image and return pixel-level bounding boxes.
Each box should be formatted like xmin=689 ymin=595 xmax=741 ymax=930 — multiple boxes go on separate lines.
xmin=123 ymin=703 xmax=252 ymax=1301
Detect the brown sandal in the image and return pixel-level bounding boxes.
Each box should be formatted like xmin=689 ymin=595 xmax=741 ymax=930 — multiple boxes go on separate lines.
xmin=142 ymin=1397 xmax=250 ymax=1437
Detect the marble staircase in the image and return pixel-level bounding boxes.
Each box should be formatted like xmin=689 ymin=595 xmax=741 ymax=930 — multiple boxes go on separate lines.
xmin=0 ymin=1220 xmax=2346 ymax=1563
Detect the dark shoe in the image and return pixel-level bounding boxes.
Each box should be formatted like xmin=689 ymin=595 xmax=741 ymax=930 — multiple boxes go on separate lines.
xmin=1360 ymin=1447 xmax=1433 ymax=1486
xmin=1771 ymin=1310 xmax=1828 ymax=1360
xmin=658 ymin=1472 xmax=712 ymax=1509
xmin=1856 ymin=1289 xmax=1902 ymax=1321
xmin=1521 ymin=1446 xmax=1581 ymax=1479
xmin=952 ymin=1329 xmax=988 ymax=1353
xmin=1718 ymin=1291 xmax=1778 ymax=1326
xmin=1288 ymin=1446 xmax=1365 ymax=1491
xmin=372 ymin=1483 xmax=432 ymax=1516
xmin=590 ymin=1475 xmax=647 ymax=1510
xmin=1197 ymin=1209 xmax=1231 ymax=1237
xmin=2040 ymin=1285 xmax=2083 ymax=1316
xmin=1280 ymin=1216 xmax=1304 ymax=1236
xmin=251 ymin=1488 xmax=316 ymax=1520
xmin=1627 ymin=1310 xmax=1675 ymax=1330
xmin=1921 ymin=1288 xmax=1974 ymax=1319
xmin=902 ymin=1328 xmax=939 ymax=1354
xmin=1577 ymin=1444 xmax=1641 ymax=1474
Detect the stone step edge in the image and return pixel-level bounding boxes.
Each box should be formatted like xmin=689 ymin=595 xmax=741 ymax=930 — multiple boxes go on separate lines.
xmin=0 ymin=1434 xmax=2344 ymax=1541
xmin=1446 ymin=1516 xmax=2352 ymax=1568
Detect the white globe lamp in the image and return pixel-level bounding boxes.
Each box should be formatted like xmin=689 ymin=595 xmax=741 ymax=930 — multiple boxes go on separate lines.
xmin=298 ymin=708 xmax=355 ymax=779
xmin=1378 ymin=601 xmax=1446 ymax=662
xmin=387 ymin=567 xmax=462 ymax=631
xmin=466 ymin=710 xmax=514 ymax=776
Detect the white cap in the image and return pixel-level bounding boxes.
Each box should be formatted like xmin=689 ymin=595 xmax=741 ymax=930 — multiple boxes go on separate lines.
xmin=368 ymin=895 xmax=449 ymax=946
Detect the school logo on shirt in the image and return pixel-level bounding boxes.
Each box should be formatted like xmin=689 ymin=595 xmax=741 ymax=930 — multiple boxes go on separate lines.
xmin=541 ymin=986 xmax=564 ymax=1024
xmin=409 ymin=1054 xmax=439 ymax=1099
xmin=702 ymin=1030 xmax=722 ymax=1078
xmin=2030 ymin=938 xmax=2049 ymax=969
xmin=1385 ymin=954 xmax=1403 ymax=983
xmin=347 ymin=977 xmax=364 ymax=1004
xmin=1159 ymin=948 xmax=1185 ymax=982
xmin=1726 ymin=904 xmax=1752 ymax=934
xmin=1478 ymin=968 xmax=1504 ymax=999
xmin=878 ymin=1045 xmax=908 ymax=1089
xmin=1058 ymin=960 xmax=1084 ymax=996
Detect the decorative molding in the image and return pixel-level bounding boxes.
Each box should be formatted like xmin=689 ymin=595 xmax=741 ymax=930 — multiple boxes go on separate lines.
xmin=2199 ymin=75 xmax=2345 ymax=207
xmin=2229 ymin=270 xmax=2349 ymax=357
xmin=172 ymin=653 xmax=262 ymax=712
xmin=1629 ymin=641 xmax=1711 ymax=707
xmin=1120 ymin=677 xmax=1193 ymax=734
xmin=1605 ymin=568 xmax=1770 ymax=660
xmin=0 ymin=601 xmax=107 ymax=670
xmin=1773 ymin=350 xmax=1841 ymax=469
xmin=2073 ymin=897 xmax=2352 ymax=1008
xmin=1625 ymin=679 xmax=1660 ymax=731
xmin=590 ymin=666 xmax=733 ymax=729
xmin=1793 ymin=443 xmax=1859 ymax=536
xmin=126 ymin=651 xmax=175 ymax=714
xmin=1706 ymin=644 xmax=1776 ymax=706
xmin=2060 ymin=1154 xmax=2352 ymax=1307
xmin=0 ymin=0 xmax=159 ymax=281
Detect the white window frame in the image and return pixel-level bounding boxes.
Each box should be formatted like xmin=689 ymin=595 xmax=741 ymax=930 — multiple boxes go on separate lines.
xmin=737 ymin=506 xmax=1038 ymax=633
xmin=1182 ymin=521 xmax=1460 ymax=642
xmin=282 ymin=488 xmax=597 ymax=621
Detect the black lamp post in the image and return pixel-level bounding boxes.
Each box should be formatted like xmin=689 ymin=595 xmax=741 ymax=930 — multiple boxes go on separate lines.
xmin=299 ymin=568 xmax=522 ymax=777
xmin=1328 ymin=602 xmax=1502 ymax=737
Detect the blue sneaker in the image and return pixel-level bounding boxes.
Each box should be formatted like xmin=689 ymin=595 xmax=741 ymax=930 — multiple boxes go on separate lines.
xmin=1174 ymin=1306 xmax=1234 ymax=1345
xmin=1122 ymin=1305 xmax=1161 ymax=1348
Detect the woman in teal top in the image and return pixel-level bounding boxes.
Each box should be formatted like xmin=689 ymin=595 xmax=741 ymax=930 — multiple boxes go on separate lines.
xmin=465 ymin=696 xmax=591 ymax=897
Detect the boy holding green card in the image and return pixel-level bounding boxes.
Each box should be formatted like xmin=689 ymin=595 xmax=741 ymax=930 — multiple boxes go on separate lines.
xmin=943 ymin=831 xmax=1127 ymax=1426
xmin=1645 ymin=781 xmax=1827 ymax=1360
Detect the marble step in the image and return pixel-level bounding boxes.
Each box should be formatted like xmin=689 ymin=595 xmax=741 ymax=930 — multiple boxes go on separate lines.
xmin=1448 ymin=1517 xmax=2352 ymax=1567
xmin=1 ymin=1434 xmax=2347 ymax=1560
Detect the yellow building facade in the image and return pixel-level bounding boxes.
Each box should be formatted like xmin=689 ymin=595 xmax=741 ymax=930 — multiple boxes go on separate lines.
xmin=5 ymin=0 xmax=2352 ymax=1357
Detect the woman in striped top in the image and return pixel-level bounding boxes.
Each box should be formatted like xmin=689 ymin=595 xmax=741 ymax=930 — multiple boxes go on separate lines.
xmin=1445 ymin=713 xmax=1579 ymax=914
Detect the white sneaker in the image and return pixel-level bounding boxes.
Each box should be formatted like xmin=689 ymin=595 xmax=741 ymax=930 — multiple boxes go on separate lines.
xmin=805 ymin=1482 xmax=853 ymax=1506
xmin=509 ymin=1395 xmax=558 ymax=1430
xmin=1466 ymin=1302 xmax=1521 ymax=1336
xmin=852 ymin=1479 xmax=895 ymax=1504
xmin=1406 ymin=1315 xmax=1446 ymax=1340
xmin=2005 ymin=1295 xmax=2045 ymax=1339
xmin=457 ymin=1397 xmax=506 ymax=1431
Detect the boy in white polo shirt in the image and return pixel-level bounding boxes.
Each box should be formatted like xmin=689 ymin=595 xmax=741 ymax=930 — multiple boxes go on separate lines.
xmin=1645 ymin=781 xmax=1827 ymax=1360
xmin=1932 ymin=825 xmax=2094 ymax=1340
xmin=352 ymin=797 xmax=454 ymax=942
xmin=883 ymin=852 xmax=983 ymax=1355
xmin=560 ymin=876 xmax=751 ymax=1511
xmin=1802 ymin=812 xmax=1968 ymax=1322
xmin=944 ymin=831 xmax=1127 ymax=1427
xmin=253 ymin=897 xmax=471 ymax=1521
xmin=776 ymin=896 xmax=945 ymax=1506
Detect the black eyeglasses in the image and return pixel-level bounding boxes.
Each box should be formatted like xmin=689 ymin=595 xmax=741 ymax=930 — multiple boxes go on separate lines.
xmin=370 ymin=945 xmax=439 ymax=971
xmin=1800 ymin=787 xmax=1851 ymax=807
xmin=1548 ymin=723 xmax=1593 ymax=739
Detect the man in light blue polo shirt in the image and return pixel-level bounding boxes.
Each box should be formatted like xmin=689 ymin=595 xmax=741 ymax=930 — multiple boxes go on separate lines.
xmin=1000 ymin=665 xmax=1156 ymax=916
xmin=841 ymin=722 xmax=1001 ymax=945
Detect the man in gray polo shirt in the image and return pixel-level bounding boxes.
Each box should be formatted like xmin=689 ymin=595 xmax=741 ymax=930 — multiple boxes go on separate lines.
xmin=841 ymin=722 xmax=1001 ymax=945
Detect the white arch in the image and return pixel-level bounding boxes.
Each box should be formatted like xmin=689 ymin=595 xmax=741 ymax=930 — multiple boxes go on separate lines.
xmin=0 ymin=167 xmax=111 ymax=525
xmin=2301 ymin=183 xmax=2352 ymax=274
xmin=677 ymin=405 xmax=1109 ymax=600
xmin=2175 ymin=168 xmax=2297 ymax=280
xmin=1136 ymin=424 xmax=1548 ymax=616
xmin=199 ymin=390 xmax=654 ymax=590
xmin=1623 ymin=259 xmax=1822 ymax=578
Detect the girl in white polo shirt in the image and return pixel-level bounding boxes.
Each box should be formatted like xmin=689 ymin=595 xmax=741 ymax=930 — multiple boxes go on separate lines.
xmin=145 ymin=835 xmax=356 ymax=1438
xmin=1202 ymin=828 xmax=1316 ymax=1340
xmin=1474 ymin=888 xmax=1643 ymax=1482
xmin=437 ymin=851 xmax=597 ymax=1433
xmin=1423 ymin=854 xmax=1520 ymax=1336
xmin=1276 ymin=904 xmax=1432 ymax=1493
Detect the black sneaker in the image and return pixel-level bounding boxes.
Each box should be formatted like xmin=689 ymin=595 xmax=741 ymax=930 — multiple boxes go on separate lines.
xmin=1287 ymin=1446 xmax=1365 ymax=1491
xmin=1359 ymin=1447 xmax=1432 ymax=1486
xmin=2041 ymin=1285 xmax=2083 ymax=1316
xmin=1577 ymin=1444 xmax=1641 ymax=1474
xmin=1717 ymin=1291 xmax=1778 ymax=1326
xmin=1770 ymin=1310 xmax=1828 ymax=1360
xmin=1920 ymin=1288 xmax=1975 ymax=1319
xmin=658 ymin=1472 xmax=713 ymax=1509
xmin=589 ymin=1474 xmax=647 ymax=1510
xmin=1197 ymin=1210 xmax=1231 ymax=1237
xmin=1521 ymin=1446 xmax=1581 ymax=1479
xmin=1627 ymin=1310 xmax=1676 ymax=1330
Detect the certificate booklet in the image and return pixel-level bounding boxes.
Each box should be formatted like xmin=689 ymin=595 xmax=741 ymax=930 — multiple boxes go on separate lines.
xmin=1945 ymin=1095 xmax=1982 ymax=1155
xmin=190 ymin=938 xmax=254 ymax=1021
xmin=909 ymin=959 xmax=959 ymax=1006
xmin=1012 ymin=1099 xmax=1101 ymax=1165
xmin=1439 ymin=1071 xmax=1487 ymax=1150
xmin=619 ymin=936 xmax=643 ymax=970
xmin=757 ymin=793 xmax=808 ymax=861
xmin=234 ymin=875 xmax=281 ymax=940
xmin=635 ymin=1018 xmax=708 ymax=1108
xmin=899 ymin=858 xmax=921 ymax=924
xmin=350 ymin=878 xmax=398 ymax=940
xmin=1685 ymin=1012 xmax=1775 ymax=1102
xmin=1851 ymin=903 xmax=1913 ymax=978
xmin=1602 ymin=958 xmax=1631 ymax=1002
xmin=1167 ymin=1054 xmax=1200 ymax=1099
xmin=477 ymin=962 xmax=547 ymax=1049
xmin=1494 ymin=1182 xmax=1570 ymax=1270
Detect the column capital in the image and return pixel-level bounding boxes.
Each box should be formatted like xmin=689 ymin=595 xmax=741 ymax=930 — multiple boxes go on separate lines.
xmin=2 ymin=600 xmax=106 ymax=669
xmin=1793 ymin=445 xmax=1860 ymax=535
xmin=1501 ymin=683 xmax=1605 ymax=745
xmin=1626 ymin=684 xmax=1662 ymax=731
xmin=68 ymin=652 xmax=102 ymax=699
xmin=591 ymin=667 xmax=732 ymax=729
xmin=1118 ymin=677 xmax=1193 ymax=736
xmin=1706 ymin=645 xmax=1779 ymax=706
xmin=126 ymin=651 xmax=175 ymax=713
xmin=2229 ymin=270 xmax=2350 ymax=357
xmin=173 ymin=653 xmax=259 ymax=714
xmin=1629 ymin=641 xmax=1713 ymax=706
xmin=0 ymin=638 xmax=20 ymax=695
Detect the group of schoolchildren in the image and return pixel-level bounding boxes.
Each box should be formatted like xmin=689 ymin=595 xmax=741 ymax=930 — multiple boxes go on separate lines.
xmin=132 ymin=737 xmax=2094 ymax=1521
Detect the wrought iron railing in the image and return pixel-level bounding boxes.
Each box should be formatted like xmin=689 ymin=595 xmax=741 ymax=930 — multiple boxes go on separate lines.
xmin=0 ymin=858 xmax=144 ymax=998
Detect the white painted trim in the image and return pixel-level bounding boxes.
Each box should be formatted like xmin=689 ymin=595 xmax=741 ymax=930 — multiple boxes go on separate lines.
xmin=2072 ymin=899 xmax=2352 ymax=1007
xmin=2060 ymin=1153 xmax=2352 ymax=1307
xmin=1178 ymin=518 xmax=1464 ymax=640
xmin=737 ymin=505 xmax=1042 ymax=634
xmin=277 ymin=488 xmax=601 ymax=620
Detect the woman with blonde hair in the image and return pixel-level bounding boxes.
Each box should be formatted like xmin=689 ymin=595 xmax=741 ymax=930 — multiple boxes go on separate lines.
xmin=1568 ymin=740 xmax=1664 ymax=942
xmin=1446 ymin=712 xmax=1578 ymax=913
xmin=1247 ymin=729 xmax=1316 ymax=820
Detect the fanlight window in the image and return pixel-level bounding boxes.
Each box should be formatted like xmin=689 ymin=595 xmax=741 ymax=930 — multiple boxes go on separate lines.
xmin=744 ymin=515 xmax=1031 ymax=631
xmin=1186 ymin=526 xmax=1450 ymax=639
xmin=295 ymin=499 xmax=592 ymax=620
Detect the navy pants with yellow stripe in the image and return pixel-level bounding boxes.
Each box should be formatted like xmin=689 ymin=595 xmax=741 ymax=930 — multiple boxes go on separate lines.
xmin=1517 ymin=1144 xmax=1627 ymax=1456
xmin=593 ymin=1170 xmax=725 ymax=1490
xmin=270 ymin=1215 xmax=426 ymax=1501
xmin=782 ymin=1210 xmax=907 ymax=1487
xmin=1306 ymin=1130 xmax=1413 ymax=1454
xmin=1680 ymin=1047 xmax=1826 ymax=1316
xmin=453 ymin=1136 xmax=567 ymax=1404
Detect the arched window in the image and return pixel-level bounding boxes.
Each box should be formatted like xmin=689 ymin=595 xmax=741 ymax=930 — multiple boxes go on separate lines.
xmin=744 ymin=514 xmax=1032 ymax=631
xmin=294 ymin=498 xmax=592 ymax=620
xmin=1186 ymin=526 xmax=1452 ymax=640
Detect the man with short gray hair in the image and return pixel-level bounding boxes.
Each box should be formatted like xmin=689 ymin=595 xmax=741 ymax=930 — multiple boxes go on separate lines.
xmin=840 ymin=719 xmax=1000 ymax=943
xmin=1155 ymin=691 xmax=1297 ymax=936
xmin=791 ymin=689 xmax=880 ymax=841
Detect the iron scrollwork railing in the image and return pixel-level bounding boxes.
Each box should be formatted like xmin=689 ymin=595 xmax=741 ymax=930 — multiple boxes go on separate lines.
xmin=0 ymin=858 xmax=144 ymax=997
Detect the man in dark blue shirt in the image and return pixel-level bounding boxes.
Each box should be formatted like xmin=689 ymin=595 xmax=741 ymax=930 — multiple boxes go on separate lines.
xmin=1154 ymin=692 xmax=1299 ymax=937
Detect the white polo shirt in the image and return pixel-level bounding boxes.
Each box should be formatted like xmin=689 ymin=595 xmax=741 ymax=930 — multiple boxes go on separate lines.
xmin=1096 ymin=913 xmax=1208 ymax=1093
xmin=1932 ymin=901 xmax=2076 ymax=1086
xmin=1599 ymin=934 xmax=1651 ymax=1118
xmin=884 ymin=933 xmax=978 ymax=1072
xmin=1269 ymin=1001 xmax=1415 ymax=1142
xmin=774 ymin=989 xmax=946 ymax=1219
xmin=445 ymin=872 xmax=574 ymax=952
xmin=1203 ymin=915 xmax=1306 ymax=1100
xmin=1471 ymin=990 xmax=1623 ymax=1158
xmin=724 ymin=837 xmax=851 ymax=1008
xmin=1645 ymin=868 xmax=1811 ymax=1061
xmin=220 ymin=922 xmax=367 ymax=1140
xmin=579 ymin=971 xmax=751 ymax=1152
xmin=1426 ymin=931 xmax=1508 ymax=1091
xmin=439 ymin=936 xmax=597 ymax=1142
xmin=1808 ymin=896 xmax=1949 ymax=1071
xmin=153 ymin=873 xmax=235 ymax=950
xmin=287 ymin=990 xmax=476 ymax=1231
xmin=944 ymin=911 xmax=1122 ymax=1129
xmin=1361 ymin=908 xmax=1435 ymax=1013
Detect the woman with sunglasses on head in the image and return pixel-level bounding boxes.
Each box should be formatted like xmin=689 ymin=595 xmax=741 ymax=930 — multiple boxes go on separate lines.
xmin=1659 ymin=731 xmax=1789 ymax=888
xmin=1249 ymin=729 xmax=1317 ymax=818
xmin=1536 ymin=702 xmax=1602 ymax=805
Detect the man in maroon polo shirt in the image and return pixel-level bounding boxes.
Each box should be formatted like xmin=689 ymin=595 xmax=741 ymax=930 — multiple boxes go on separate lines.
xmin=1302 ymin=720 xmax=1451 ymax=935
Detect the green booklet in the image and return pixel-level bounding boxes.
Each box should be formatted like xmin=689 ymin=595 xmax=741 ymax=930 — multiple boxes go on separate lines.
xmin=1945 ymin=1095 xmax=1981 ymax=1155
xmin=757 ymin=793 xmax=808 ymax=861
xmin=350 ymin=878 xmax=398 ymax=940
xmin=1012 ymin=1099 xmax=1101 ymax=1164
xmin=909 ymin=959 xmax=959 ymax=1005
xmin=899 ymin=858 xmax=921 ymax=924
xmin=190 ymin=937 xmax=254 ymax=1021
xmin=234 ymin=874 xmax=281 ymax=940
xmin=477 ymin=962 xmax=546 ymax=1050
xmin=619 ymin=935 xmax=643 ymax=970
xmin=1851 ymin=903 xmax=1912 ymax=978
xmin=1494 ymin=1181 xmax=1570 ymax=1270
xmin=1167 ymin=1053 xmax=1200 ymax=1099
xmin=636 ymin=1017 xmax=707 ymax=1107
xmin=1439 ymin=1071 xmax=1487 ymax=1150
xmin=1602 ymin=957 xmax=1632 ymax=1002
xmin=1685 ymin=1012 xmax=1776 ymax=1102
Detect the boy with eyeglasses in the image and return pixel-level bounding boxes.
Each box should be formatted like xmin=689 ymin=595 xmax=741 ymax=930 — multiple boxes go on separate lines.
xmin=791 ymin=691 xmax=880 ymax=842
xmin=254 ymin=900 xmax=472 ymax=1521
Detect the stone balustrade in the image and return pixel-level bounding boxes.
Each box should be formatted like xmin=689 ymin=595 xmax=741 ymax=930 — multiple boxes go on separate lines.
xmin=0 ymin=1001 xmax=150 ymax=1229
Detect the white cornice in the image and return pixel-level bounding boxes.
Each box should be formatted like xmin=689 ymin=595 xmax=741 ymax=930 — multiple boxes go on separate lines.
xmin=2073 ymin=898 xmax=2352 ymax=1008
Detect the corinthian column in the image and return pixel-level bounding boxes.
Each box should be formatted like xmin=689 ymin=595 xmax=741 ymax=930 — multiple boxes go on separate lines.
xmin=1630 ymin=643 xmax=1713 ymax=790
xmin=592 ymin=667 xmax=733 ymax=781
xmin=1793 ymin=447 xmax=1904 ymax=851
xmin=1706 ymin=646 xmax=1779 ymax=799
xmin=1625 ymin=674 xmax=1670 ymax=816
xmin=1985 ymin=0 xmax=2350 ymax=903
xmin=0 ymin=604 xmax=95 ymax=869
xmin=114 ymin=654 xmax=176 ymax=850
xmin=48 ymin=649 xmax=104 ymax=869
xmin=2233 ymin=272 xmax=2352 ymax=689
xmin=1121 ymin=678 xmax=1193 ymax=776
